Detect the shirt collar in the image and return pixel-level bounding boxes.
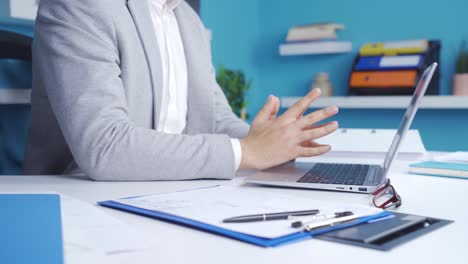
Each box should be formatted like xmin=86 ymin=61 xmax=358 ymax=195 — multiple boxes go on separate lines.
xmin=151 ymin=0 xmax=180 ymax=11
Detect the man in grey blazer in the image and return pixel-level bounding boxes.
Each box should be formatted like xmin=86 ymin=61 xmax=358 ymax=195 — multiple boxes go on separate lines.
xmin=23 ymin=0 xmax=339 ymax=181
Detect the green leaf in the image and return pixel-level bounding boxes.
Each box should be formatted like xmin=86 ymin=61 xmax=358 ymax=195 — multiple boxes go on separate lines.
xmin=216 ymin=64 xmax=253 ymax=119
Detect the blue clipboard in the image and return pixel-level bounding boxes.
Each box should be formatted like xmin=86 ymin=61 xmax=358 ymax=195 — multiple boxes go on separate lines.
xmin=98 ymin=200 xmax=392 ymax=247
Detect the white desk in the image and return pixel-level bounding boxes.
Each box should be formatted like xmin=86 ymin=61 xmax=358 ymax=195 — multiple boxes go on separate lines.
xmin=1 ymin=156 xmax=467 ymax=264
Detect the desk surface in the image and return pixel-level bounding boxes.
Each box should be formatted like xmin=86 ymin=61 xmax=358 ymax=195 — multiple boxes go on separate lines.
xmin=1 ymin=156 xmax=467 ymax=264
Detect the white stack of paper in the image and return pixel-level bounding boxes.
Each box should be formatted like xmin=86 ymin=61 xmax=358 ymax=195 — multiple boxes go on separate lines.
xmin=298 ymin=128 xmax=426 ymax=163
xmin=434 ymin=152 xmax=468 ymax=164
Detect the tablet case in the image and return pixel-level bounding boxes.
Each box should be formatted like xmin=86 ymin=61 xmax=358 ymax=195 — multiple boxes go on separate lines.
xmin=315 ymin=212 xmax=453 ymax=251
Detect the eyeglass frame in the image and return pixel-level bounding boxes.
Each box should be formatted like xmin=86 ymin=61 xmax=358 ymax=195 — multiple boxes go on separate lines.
xmin=371 ymin=179 xmax=402 ymax=209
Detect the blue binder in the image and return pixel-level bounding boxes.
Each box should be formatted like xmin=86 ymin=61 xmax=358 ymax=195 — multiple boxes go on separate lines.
xmin=0 ymin=194 xmax=64 ymax=264
xmin=98 ymin=200 xmax=391 ymax=247
xmin=355 ymin=55 xmax=424 ymax=71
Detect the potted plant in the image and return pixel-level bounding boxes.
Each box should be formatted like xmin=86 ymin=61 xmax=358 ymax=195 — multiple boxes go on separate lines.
xmin=453 ymin=41 xmax=468 ymax=95
xmin=216 ymin=65 xmax=252 ymax=120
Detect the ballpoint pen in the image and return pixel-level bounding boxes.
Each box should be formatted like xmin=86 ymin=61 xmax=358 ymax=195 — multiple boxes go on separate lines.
xmin=223 ymin=209 xmax=320 ymax=223
xmin=304 ymin=214 xmax=359 ymax=231
xmin=291 ymin=211 xmax=354 ymax=228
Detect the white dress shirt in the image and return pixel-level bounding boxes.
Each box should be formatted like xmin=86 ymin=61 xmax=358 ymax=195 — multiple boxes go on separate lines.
xmin=148 ymin=0 xmax=242 ymax=170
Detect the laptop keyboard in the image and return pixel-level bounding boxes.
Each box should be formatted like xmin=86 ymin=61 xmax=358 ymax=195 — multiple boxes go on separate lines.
xmin=297 ymin=163 xmax=370 ymax=186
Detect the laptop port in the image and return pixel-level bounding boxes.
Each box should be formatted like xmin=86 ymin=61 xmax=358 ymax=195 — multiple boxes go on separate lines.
xmin=359 ymin=187 xmax=367 ymax=192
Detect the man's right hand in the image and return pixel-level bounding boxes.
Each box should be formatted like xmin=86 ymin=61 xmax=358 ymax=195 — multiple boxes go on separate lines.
xmin=240 ymin=88 xmax=339 ymax=170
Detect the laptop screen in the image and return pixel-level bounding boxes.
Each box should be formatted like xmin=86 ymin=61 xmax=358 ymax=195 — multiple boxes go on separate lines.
xmin=381 ymin=63 xmax=438 ymax=177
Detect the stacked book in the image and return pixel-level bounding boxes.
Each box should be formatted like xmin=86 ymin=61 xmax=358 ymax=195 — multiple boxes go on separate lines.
xmin=348 ymin=39 xmax=440 ymax=95
xmin=279 ymin=23 xmax=352 ymax=56
xmin=410 ymin=152 xmax=468 ymax=180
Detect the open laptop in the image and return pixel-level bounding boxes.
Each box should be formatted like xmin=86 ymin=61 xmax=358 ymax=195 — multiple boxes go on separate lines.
xmin=245 ymin=62 xmax=438 ymax=194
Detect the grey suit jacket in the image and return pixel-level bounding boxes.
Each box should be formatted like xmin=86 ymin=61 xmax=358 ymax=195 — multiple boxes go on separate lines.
xmin=22 ymin=0 xmax=250 ymax=181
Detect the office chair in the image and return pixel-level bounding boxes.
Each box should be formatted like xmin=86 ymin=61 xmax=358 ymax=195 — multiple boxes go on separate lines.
xmin=0 ymin=30 xmax=32 ymax=61
xmin=0 ymin=30 xmax=33 ymax=175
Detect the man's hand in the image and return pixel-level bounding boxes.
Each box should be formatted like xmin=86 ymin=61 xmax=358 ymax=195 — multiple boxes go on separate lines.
xmin=240 ymin=88 xmax=339 ymax=170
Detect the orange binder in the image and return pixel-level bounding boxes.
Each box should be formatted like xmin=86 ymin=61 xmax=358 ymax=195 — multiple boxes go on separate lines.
xmin=350 ymin=71 xmax=417 ymax=88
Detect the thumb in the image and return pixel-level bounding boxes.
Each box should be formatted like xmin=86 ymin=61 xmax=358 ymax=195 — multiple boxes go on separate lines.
xmin=253 ymin=95 xmax=275 ymax=124
xmin=268 ymin=96 xmax=280 ymax=120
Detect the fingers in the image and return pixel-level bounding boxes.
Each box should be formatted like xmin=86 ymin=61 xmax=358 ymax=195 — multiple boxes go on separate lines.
xmin=297 ymin=145 xmax=331 ymax=157
xmin=279 ymin=88 xmax=321 ymax=122
xmin=300 ymin=140 xmax=323 ymax=148
xmin=252 ymin=95 xmax=277 ymax=124
xmin=297 ymin=121 xmax=338 ymax=142
xmin=268 ymin=96 xmax=280 ymax=120
xmin=297 ymin=105 xmax=339 ymax=129
xmin=301 ymin=121 xmax=333 ymax=131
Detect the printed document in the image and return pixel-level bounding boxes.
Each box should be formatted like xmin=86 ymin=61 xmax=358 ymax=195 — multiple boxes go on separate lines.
xmin=113 ymin=186 xmax=382 ymax=239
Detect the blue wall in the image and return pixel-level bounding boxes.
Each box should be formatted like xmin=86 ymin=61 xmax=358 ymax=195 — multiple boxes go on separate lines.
xmin=201 ymin=0 xmax=468 ymax=151
xmin=0 ymin=1 xmax=467 ymax=175
xmin=256 ymin=0 xmax=468 ymax=99
xmin=201 ymin=0 xmax=260 ymax=105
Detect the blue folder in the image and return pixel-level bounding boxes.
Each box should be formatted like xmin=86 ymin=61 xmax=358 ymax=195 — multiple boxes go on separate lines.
xmin=0 ymin=194 xmax=64 ymax=264
xmin=355 ymin=55 xmax=424 ymax=71
xmin=98 ymin=200 xmax=391 ymax=247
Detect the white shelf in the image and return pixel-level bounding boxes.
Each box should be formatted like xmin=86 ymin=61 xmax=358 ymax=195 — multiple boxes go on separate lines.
xmin=9 ymin=0 xmax=38 ymax=21
xmin=279 ymin=41 xmax=352 ymax=56
xmin=0 ymin=89 xmax=31 ymax=104
xmin=280 ymin=95 xmax=468 ymax=109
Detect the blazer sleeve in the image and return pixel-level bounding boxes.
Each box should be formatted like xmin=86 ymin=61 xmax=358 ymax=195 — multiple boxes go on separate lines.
xmin=185 ymin=2 xmax=250 ymax=139
xmin=34 ymin=0 xmax=237 ymax=181
xmin=211 ymin=66 xmax=251 ymax=139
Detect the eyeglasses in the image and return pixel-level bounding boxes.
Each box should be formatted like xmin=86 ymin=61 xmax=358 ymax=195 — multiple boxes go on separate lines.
xmin=372 ymin=179 xmax=402 ymax=209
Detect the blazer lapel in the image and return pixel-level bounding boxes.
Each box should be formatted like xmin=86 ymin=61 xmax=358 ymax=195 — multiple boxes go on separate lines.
xmin=175 ymin=7 xmax=215 ymax=134
xmin=127 ymin=0 xmax=163 ymax=129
